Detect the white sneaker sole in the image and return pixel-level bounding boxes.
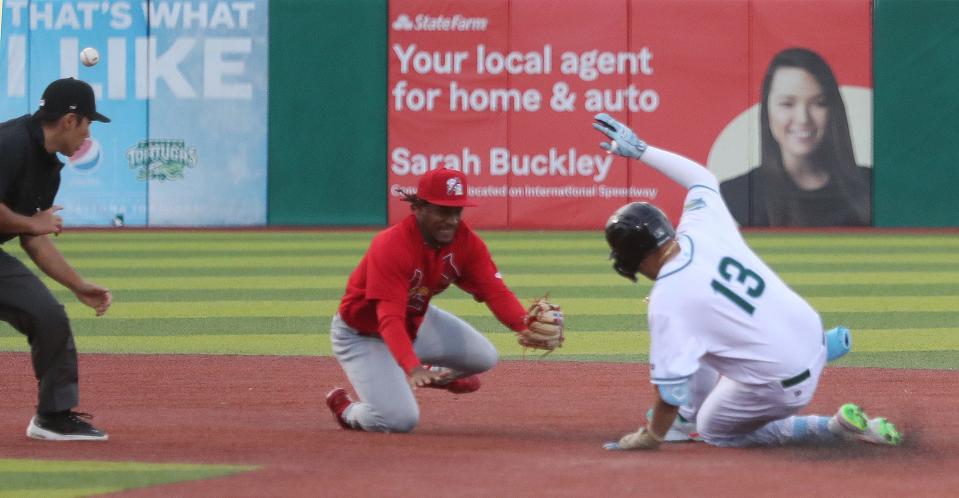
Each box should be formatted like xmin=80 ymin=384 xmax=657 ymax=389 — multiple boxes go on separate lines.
xmin=663 ymin=426 xmax=703 ymax=442
xmin=26 ymin=417 xmax=109 ymax=441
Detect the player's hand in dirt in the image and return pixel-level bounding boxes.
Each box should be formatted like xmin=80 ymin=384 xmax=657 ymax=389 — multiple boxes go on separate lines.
xmin=407 ymin=365 xmax=451 ymax=389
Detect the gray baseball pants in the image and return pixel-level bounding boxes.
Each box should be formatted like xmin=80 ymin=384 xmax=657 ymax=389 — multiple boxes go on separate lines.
xmin=330 ymin=305 xmax=497 ymax=432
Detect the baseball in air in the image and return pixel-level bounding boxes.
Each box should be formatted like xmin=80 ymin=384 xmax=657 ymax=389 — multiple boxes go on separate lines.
xmin=80 ymin=47 xmax=100 ymax=67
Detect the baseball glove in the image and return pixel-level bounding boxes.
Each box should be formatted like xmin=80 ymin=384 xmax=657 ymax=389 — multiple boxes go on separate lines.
xmin=518 ymin=296 xmax=564 ymax=353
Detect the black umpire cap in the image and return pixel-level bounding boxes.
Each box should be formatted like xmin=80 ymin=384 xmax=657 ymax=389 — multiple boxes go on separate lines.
xmin=34 ymin=77 xmax=111 ymax=123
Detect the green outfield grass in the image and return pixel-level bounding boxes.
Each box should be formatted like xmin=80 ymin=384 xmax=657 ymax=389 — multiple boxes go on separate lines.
xmin=0 ymin=459 xmax=255 ymax=497
xmin=1 ymin=230 xmax=957 ymax=368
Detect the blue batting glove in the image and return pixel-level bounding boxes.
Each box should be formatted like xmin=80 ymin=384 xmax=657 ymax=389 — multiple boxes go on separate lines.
xmin=592 ymin=113 xmax=648 ymax=159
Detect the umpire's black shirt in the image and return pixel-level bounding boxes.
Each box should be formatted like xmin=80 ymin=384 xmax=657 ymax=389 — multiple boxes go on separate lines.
xmin=0 ymin=114 xmax=63 ymax=244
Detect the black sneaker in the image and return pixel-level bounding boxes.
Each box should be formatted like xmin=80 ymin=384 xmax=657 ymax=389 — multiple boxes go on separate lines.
xmin=26 ymin=411 xmax=109 ymax=441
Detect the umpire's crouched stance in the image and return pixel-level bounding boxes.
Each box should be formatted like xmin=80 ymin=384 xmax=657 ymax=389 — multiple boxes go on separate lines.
xmin=0 ymin=78 xmax=112 ymax=441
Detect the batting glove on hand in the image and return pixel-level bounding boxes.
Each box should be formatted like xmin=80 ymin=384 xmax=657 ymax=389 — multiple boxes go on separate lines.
xmin=603 ymin=426 xmax=664 ymax=451
xmin=592 ymin=113 xmax=648 ymax=159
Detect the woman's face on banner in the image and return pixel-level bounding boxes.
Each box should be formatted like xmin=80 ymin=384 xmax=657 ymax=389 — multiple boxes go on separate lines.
xmin=767 ymin=67 xmax=829 ymax=162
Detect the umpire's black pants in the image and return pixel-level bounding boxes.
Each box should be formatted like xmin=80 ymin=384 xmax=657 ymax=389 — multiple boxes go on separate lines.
xmin=0 ymin=250 xmax=79 ymax=414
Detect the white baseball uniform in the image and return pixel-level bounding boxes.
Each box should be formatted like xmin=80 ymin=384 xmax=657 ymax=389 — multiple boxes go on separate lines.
xmin=640 ymin=146 xmax=838 ymax=447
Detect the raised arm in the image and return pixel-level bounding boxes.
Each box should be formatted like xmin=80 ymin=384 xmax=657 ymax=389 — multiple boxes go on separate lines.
xmin=592 ymin=113 xmax=718 ymax=191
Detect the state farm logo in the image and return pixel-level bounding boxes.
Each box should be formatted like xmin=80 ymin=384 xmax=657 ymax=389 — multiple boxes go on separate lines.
xmin=392 ymin=13 xmax=488 ymax=32
xmin=392 ymin=14 xmax=415 ymax=30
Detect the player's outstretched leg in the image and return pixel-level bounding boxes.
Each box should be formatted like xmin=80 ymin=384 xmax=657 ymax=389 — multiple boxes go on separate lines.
xmin=829 ymin=403 xmax=902 ymax=446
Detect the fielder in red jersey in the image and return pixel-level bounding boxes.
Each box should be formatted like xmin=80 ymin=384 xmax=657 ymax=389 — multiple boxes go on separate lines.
xmin=326 ymin=168 xmax=529 ymax=433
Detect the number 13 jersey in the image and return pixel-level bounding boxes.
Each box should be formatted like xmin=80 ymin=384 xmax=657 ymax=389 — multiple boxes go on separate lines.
xmin=647 ymin=184 xmax=825 ymax=387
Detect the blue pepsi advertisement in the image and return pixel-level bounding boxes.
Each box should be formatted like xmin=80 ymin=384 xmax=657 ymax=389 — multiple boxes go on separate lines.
xmin=146 ymin=0 xmax=269 ymax=226
xmin=0 ymin=0 xmax=268 ymax=226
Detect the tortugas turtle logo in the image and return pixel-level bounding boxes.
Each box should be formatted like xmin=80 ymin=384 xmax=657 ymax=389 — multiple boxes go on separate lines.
xmin=126 ymin=139 xmax=198 ymax=181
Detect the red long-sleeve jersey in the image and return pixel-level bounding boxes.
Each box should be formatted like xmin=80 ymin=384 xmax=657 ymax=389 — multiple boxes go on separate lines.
xmin=338 ymin=215 xmax=528 ymax=373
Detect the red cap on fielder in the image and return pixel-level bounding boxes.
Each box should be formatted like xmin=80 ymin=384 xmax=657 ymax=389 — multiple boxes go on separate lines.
xmin=417 ymin=168 xmax=477 ymax=207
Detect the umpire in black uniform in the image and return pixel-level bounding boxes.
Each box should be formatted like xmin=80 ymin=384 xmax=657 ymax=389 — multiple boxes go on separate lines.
xmin=0 ymin=78 xmax=112 ymax=441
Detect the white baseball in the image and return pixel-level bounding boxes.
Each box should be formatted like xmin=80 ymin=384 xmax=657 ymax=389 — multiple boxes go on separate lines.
xmin=80 ymin=47 xmax=100 ymax=67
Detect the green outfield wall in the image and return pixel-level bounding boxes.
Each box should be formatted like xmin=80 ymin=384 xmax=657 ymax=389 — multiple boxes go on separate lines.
xmin=268 ymin=0 xmax=388 ymax=226
xmin=873 ymin=0 xmax=959 ymax=227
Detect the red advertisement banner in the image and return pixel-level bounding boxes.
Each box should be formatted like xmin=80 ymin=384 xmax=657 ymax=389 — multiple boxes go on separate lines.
xmin=388 ymin=0 xmax=871 ymax=228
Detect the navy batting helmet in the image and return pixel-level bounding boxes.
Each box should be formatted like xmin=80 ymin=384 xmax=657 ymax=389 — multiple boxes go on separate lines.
xmin=604 ymin=202 xmax=675 ymax=281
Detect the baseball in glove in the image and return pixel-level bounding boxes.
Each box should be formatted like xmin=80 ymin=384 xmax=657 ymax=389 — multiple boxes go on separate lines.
xmin=518 ymin=296 xmax=564 ymax=354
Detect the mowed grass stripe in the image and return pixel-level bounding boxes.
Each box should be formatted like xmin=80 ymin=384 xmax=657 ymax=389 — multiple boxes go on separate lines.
xmin=559 ymin=328 xmax=959 ymax=353
xmin=501 ymin=351 xmax=959 ymax=370
xmin=0 ymin=332 xmax=642 ymax=356
xmin=446 ymin=296 xmax=959 ymax=313
xmin=418 ymin=311 xmax=959 ymax=333
xmin=44 ymin=261 xmax=959 ymax=278
xmin=752 ymin=245 xmax=959 ymax=255
xmin=762 ymin=253 xmax=959 ymax=263
xmin=50 ymin=311 xmax=959 ymax=337
xmin=23 ymin=263 xmax=959 ymax=279
xmin=830 ymin=351 xmax=959 ymax=370
xmin=55 ymin=295 xmax=959 ymax=319
xmin=51 ymin=252 xmax=959 ymax=268
xmin=48 ymin=267 xmax=361 ymax=278
xmin=47 ymin=275 xmax=349 ymax=290
xmin=850 ymin=328 xmax=959 ymax=351
xmin=2 ymin=329 xmax=955 ymax=357
xmin=54 ymin=263 xmax=959 ymax=277
xmin=22 ymin=230 xmax=959 ymax=249
xmin=34 ymin=231 xmax=597 ymax=246
xmin=44 ymin=244 xmax=959 ymax=258
xmin=43 ymin=282 xmax=959 ymax=303
xmin=742 ymin=234 xmax=959 ymax=247
xmin=65 ymin=316 xmax=329 ymax=336
xmin=27 ymin=271 xmax=959 ymax=292
xmin=502 ymin=283 xmax=959 ymax=298
xmin=776 ymin=272 xmax=959 ymax=284
xmin=47 ymin=238 xmax=956 ymax=261
xmin=44 ymin=240 xmax=376 ymax=252
xmin=39 ymin=231 xmax=959 ymax=250
xmin=59 ymin=248 xmax=372 ymax=258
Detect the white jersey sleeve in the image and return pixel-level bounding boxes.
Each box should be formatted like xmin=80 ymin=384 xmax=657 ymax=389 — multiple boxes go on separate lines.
xmin=639 ymin=146 xmax=719 ymax=191
xmin=637 ymin=144 xmax=740 ymax=236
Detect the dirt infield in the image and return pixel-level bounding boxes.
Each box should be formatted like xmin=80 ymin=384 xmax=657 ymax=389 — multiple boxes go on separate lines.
xmin=1 ymin=353 xmax=956 ymax=497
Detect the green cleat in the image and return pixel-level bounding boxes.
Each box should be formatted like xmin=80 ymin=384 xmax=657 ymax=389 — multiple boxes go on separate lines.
xmin=830 ymin=403 xmax=902 ymax=446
